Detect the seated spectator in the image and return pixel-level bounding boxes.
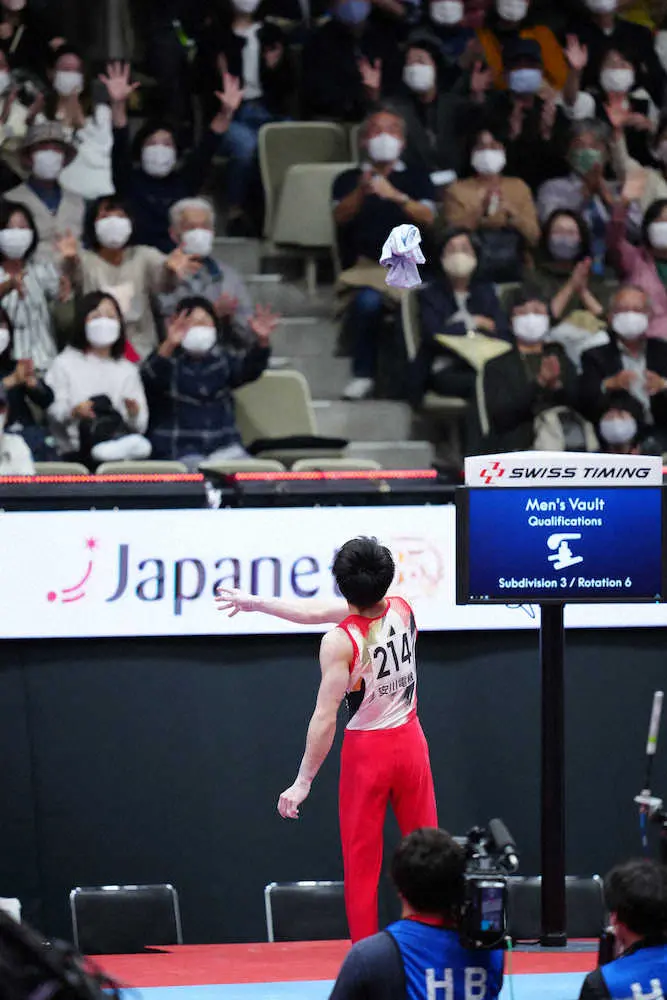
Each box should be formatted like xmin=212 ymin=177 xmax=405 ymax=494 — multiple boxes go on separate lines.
xmin=141 ymin=295 xmax=276 ymax=470
xmin=0 ymin=49 xmax=29 ymax=162
xmin=333 ymin=106 xmax=435 ymax=400
xmin=62 ymin=195 xmax=199 ymax=360
xmin=482 ymin=286 xmax=580 ymax=451
xmin=159 ymin=196 xmax=265 ymax=349
xmin=46 ymin=291 xmax=151 ymax=465
xmin=417 ymin=0 xmax=476 ymax=67
xmin=197 ymin=2 xmax=294 ymax=236
xmin=608 ymin=183 xmax=667 ymax=341
xmin=43 ymin=44 xmax=114 ymax=201
xmin=537 ymin=119 xmax=642 ymax=275
xmin=443 ymin=125 xmax=539 ymax=283
xmin=0 ymin=0 xmax=57 ymax=83
xmin=300 ymin=0 xmax=402 ymax=121
xmin=468 ymin=39 xmax=569 ymax=193
xmin=329 ymin=827 xmax=504 ymax=1000
xmin=101 ymin=62 xmax=243 ymax=252
xmin=567 ymin=0 xmax=665 ymax=107
xmin=4 ymin=122 xmax=85 ymax=262
xmin=0 ymin=199 xmax=67 ymax=371
xmin=530 ymin=209 xmax=612 ymax=323
xmin=0 ymin=382 xmax=34 ymax=473
xmin=578 ymin=858 xmax=667 ymax=1000
xmin=580 ymin=286 xmax=667 ymax=449
xmin=394 ymin=37 xmax=469 ymax=184
xmin=476 ymin=0 xmax=569 ymax=93
xmin=410 ymin=227 xmax=509 ymax=407
xmin=563 ymin=38 xmax=657 ymax=167
xmin=597 ymin=389 xmax=645 ymax=453
xmin=609 ymin=109 xmax=667 ymax=213
xmin=0 ymin=303 xmax=55 ymax=459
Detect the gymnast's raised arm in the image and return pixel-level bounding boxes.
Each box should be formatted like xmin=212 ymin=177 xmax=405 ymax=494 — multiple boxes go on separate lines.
xmin=215 ymin=587 xmax=349 ymax=624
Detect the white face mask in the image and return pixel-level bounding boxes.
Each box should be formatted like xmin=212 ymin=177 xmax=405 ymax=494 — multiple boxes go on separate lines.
xmin=512 ymin=312 xmax=550 ymax=342
xmin=95 ymin=215 xmax=132 ymax=250
xmin=86 ymin=316 xmax=121 ymax=348
xmin=585 ymin=0 xmax=616 ymax=12
xmin=0 ymin=327 xmax=10 ymax=355
xmin=367 ymin=132 xmax=403 ymax=163
xmin=600 ymin=67 xmax=634 ymax=93
xmin=611 ymin=310 xmax=649 ymax=339
xmin=181 ymin=227 xmax=214 ymax=257
xmin=442 ymin=251 xmax=477 ymax=278
xmin=233 ymin=0 xmax=261 ymax=10
xmin=0 ymin=71 xmax=11 ymax=96
xmin=54 ymin=70 xmax=84 ymax=97
xmin=496 ymin=0 xmax=528 ymax=20
xmin=471 ymin=148 xmax=506 ymax=175
xmin=0 ymin=227 xmax=32 ymax=260
xmin=182 ymin=325 xmax=217 ymax=354
xmin=600 ymin=413 xmax=637 ymax=445
xmin=649 ymin=221 xmax=667 ymax=249
xmin=430 ymin=0 xmax=463 ymax=23
xmin=32 ymin=149 xmax=65 ymax=181
xmin=403 ymin=63 xmax=436 ymax=93
xmin=141 ymin=143 xmax=177 ymax=178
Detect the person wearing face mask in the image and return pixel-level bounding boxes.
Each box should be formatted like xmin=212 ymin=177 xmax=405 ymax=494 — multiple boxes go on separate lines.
xmin=419 ymin=0 xmax=475 ymax=66
xmin=333 ymin=107 xmax=435 ymax=400
xmin=443 ymin=126 xmax=539 ymax=282
xmin=475 ymin=0 xmax=568 ymax=92
xmin=0 ymin=303 xmax=55 ymax=460
xmin=0 ymin=0 xmax=58 ymax=84
xmin=481 ymin=286 xmax=580 ymax=451
xmin=0 ymin=382 xmax=34 ymax=473
xmin=580 ymin=285 xmax=667 ymax=444
xmin=158 ymin=197 xmax=268 ymax=350
xmin=609 ymin=109 xmax=667 ymax=214
xmin=596 ymin=390 xmax=645 ymax=453
xmin=4 ymin=121 xmax=85 ymax=264
xmin=61 ymin=195 xmax=201 ymax=360
xmin=102 ymin=61 xmax=243 ymax=253
xmin=608 ymin=183 xmax=667 ymax=341
xmin=410 ymin=227 xmax=510 ymax=410
xmin=300 ymin=0 xmax=402 ymax=121
xmin=0 ymin=49 xmax=29 ymax=169
xmin=41 ymin=45 xmax=114 ymax=202
xmin=45 ymin=291 xmax=151 ymax=465
xmin=141 ymin=296 xmax=275 ymax=470
xmin=577 ymin=859 xmax=667 ymax=1000
xmin=566 ymin=0 xmax=665 ymax=107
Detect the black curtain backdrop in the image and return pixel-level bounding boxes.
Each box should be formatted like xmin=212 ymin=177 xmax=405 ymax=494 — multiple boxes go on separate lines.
xmin=1 ymin=627 xmax=666 ymax=943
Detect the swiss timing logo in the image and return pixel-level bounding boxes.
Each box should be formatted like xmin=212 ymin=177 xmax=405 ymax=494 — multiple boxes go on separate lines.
xmin=47 ymin=538 xmax=99 ymax=604
xmin=479 ymin=462 xmax=505 ymax=485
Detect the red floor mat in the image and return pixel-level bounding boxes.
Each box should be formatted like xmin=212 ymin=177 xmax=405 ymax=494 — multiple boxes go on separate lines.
xmin=91 ymin=942 xmax=598 ymax=987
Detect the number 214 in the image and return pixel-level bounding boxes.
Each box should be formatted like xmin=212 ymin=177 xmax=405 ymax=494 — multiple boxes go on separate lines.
xmin=374 ymin=634 xmax=412 ymax=679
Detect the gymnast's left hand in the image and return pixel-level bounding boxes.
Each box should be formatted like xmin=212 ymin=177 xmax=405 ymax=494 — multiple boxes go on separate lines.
xmin=278 ymin=777 xmax=311 ymax=819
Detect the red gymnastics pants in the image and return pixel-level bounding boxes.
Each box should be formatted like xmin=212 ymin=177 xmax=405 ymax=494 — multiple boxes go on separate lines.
xmin=338 ymin=714 xmax=437 ymax=943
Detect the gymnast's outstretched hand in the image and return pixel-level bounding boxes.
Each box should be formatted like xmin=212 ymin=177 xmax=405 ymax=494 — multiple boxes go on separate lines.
xmin=278 ymin=777 xmax=311 ymax=819
xmin=215 ymin=586 xmax=258 ymax=616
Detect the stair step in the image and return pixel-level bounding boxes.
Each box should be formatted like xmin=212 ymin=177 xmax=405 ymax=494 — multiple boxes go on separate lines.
xmin=212 ymin=238 xmax=262 ymax=276
xmin=272 ymin=317 xmax=339 ymax=358
xmin=345 ymin=440 xmax=434 ymax=470
xmin=290 ymin=355 xmax=350 ymax=399
xmin=248 ymin=277 xmax=336 ymax=318
xmin=313 ymin=400 xmax=412 ymax=442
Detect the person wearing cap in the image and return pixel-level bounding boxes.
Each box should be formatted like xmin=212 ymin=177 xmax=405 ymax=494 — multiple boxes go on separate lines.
xmin=476 ymin=0 xmax=568 ymax=93
xmin=4 ymin=121 xmax=85 ymax=263
xmin=0 ymin=382 xmax=35 ymax=475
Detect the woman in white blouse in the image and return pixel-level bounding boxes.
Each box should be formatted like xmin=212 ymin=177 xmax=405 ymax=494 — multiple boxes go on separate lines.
xmin=46 ymin=291 xmax=151 ymax=465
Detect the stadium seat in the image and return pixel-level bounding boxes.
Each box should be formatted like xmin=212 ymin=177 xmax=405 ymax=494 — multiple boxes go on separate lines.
xmin=264 ymin=881 xmax=348 ymax=942
xmin=258 ymin=122 xmax=349 ymax=238
xmin=348 ymin=123 xmax=362 ymax=163
xmin=199 ymin=458 xmax=286 ymax=474
xmin=507 ymin=875 xmax=606 ymax=942
xmin=401 ymin=288 xmax=469 ymax=420
xmin=291 ymin=457 xmax=382 ymax=472
xmin=95 ymin=461 xmax=190 ymax=475
xmin=34 ymin=462 xmax=90 ymax=476
xmin=70 ymin=883 xmax=183 ymax=955
xmin=272 ymin=161 xmax=356 ymax=295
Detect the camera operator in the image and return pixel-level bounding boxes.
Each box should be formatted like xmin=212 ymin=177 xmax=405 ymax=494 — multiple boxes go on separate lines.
xmin=329 ymin=827 xmax=504 ymax=1000
xmin=579 ymin=859 xmax=667 ymax=1000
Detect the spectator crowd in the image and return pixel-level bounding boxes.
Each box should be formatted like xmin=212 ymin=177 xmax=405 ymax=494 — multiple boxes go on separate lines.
xmin=2 ymin=0 xmax=667 ymax=471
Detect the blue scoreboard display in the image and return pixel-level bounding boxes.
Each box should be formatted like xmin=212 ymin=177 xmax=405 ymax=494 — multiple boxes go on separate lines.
xmin=456 ymin=487 xmax=665 ymax=604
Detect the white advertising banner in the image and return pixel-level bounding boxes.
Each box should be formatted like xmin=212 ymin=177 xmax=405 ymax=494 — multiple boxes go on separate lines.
xmin=0 ymin=505 xmax=666 ymax=639
xmin=465 ymin=451 xmax=663 ymax=487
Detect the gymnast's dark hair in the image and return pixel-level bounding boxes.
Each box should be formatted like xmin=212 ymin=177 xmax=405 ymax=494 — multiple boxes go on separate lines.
xmin=0 ymin=909 xmax=120 ymax=1000
xmin=332 ymin=536 xmax=395 ymax=610
xmin=391 ymin=828 xmax=466 ymax=918
xmin=604 ymin=858 xmax=667 ymax=937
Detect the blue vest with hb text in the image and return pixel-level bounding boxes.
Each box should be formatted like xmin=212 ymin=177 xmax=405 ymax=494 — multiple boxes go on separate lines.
xmin=602 ymin=944 xmax=667 ymax=999
xmin=387 ymin=920 xmax=504 ymax=1000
